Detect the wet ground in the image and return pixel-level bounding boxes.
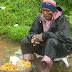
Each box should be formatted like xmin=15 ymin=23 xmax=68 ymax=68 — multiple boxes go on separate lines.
xmin=0 ymin=36 xmax=21 ymax=61
xmin=0 ymin=36 xmax=72 ymax=72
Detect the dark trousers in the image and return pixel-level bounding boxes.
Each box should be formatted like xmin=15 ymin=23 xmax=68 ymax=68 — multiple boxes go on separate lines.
xmin=21 ymin=37 xmax=68 ymax=61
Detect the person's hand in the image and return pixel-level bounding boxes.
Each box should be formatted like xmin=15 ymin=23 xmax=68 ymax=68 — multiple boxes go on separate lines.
xmin=31 ymin=37 xmax=40 ymax=46
xmin=31 ymin=34 xmax=42 ymax=46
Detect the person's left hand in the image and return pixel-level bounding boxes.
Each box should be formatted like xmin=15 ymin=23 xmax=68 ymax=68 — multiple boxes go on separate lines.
xmin=31 ymin=34 xmax=42 ymax=46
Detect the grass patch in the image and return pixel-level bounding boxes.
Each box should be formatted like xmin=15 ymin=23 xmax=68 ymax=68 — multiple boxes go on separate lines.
xmin=0 ymin=25 xmax=30 ymax=41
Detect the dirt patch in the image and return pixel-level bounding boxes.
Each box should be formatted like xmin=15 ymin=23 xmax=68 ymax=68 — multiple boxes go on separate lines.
xmin=0 ymin=39 xmax=13 ymax=48
xmin=0 ymin=35 xmax=20 ymax=48
xmin=0 ymin=36 xmax=21 ymax=61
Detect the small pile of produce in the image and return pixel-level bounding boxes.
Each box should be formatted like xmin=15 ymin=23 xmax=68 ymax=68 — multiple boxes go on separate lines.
xmin=0 ymin=60 xmax=31 ymax=71
xmin=16 ymin=60 xmax=31 ymax=70
xmin=0 ymin=62 xmax=17 ymax=71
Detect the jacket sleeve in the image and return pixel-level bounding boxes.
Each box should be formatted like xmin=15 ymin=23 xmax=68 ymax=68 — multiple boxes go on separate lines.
xmin=27 ymin=15 xmax=42 ymax=40
xmin=42 ymin=14 xmax=71 ymax=42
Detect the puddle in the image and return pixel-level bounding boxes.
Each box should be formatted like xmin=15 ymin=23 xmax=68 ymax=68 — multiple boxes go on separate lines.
xmin=0 ymin=37 xmax=72 ymax=72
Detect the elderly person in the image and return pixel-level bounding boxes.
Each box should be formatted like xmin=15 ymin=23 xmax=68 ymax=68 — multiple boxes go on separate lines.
xmin=21 ymin=0 xmax=72 ymax=72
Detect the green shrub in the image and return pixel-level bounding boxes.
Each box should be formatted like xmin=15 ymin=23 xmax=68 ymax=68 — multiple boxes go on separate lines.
xmin=65 ymin=11 xmax=72 ymax=37
xmin=70 ymin=11 xmax=72 ymax=28
xmin=8 ymin=25 xmax=30 ymax=41
xmin=0 ymin=26 xmax=9 ymax=34
xmin=0 ymin=25 xmax=30 ymax=41
xmin=0 ymin=0 xmax=42 ymax=26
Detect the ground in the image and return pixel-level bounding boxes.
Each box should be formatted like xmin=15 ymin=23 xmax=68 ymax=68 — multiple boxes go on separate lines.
xmin=0 ymin=36 xmax=20 ymax=61
xmin=0 ymin=36 xmax=72 ymax=72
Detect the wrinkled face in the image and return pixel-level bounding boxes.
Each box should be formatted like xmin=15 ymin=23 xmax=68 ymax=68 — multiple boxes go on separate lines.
xmin=42 ymin=7 xmax=54 ymax=21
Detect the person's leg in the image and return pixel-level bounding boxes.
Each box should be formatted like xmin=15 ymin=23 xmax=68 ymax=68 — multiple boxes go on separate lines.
xmin=21 ymin=37 xmax=45 ymax=59
xmin=21 ymin=37 xmax=36 ymax=60
xmin=21 ymin=37 xmax=45 ymax=71
xmin=40 ymin=38 xmax=60 ymax=72
xmin=41 ymin=38 xmax=69 ymax=72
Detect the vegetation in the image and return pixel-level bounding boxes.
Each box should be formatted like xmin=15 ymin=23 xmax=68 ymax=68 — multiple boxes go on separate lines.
xmin=0 ymin=25 xmax=30 ymax=41
xmin=0 ymin=0 xmax=72 ymax=41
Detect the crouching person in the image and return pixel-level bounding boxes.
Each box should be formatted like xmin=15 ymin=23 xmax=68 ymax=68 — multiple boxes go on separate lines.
xmin=21 ymin=0 xmax=72 ymax=72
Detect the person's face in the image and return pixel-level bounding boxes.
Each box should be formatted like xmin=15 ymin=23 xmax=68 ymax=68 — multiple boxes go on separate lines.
xmin=42 ymin=7 xmax=54 ymax=21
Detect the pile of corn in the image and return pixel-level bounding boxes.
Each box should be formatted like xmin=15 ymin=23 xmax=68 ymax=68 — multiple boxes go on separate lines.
xmin=0 ymin=62 xmax=17 ymax=71
xmin=16 ymin=60 xmax=31 ymax=70
xmin=0 ymin=60 xmax=31 ymax=71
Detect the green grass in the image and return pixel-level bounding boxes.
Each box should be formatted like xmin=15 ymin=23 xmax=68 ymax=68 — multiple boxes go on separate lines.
xmin=0 ymin=25 xmax=30 ymax=41
xmin=0 ymin=0 xmax=42 ymax=26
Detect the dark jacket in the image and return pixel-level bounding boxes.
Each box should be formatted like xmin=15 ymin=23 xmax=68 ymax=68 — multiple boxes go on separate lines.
xmin=27 ymin=6 xmax=72 ymax=51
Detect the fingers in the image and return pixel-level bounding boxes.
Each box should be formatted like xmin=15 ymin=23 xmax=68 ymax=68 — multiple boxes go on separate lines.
xmin=32 ymin=35 xmax=36 ymax=38
xmin=31 ymin=39 xmax=34 ymax=43
xmin=31 ymin=38 xmax=36 ymax=43
xmin=35 ymin=42 xmax=40 ymax=44
xmin=31 ymin=37 xmax=40 ymax=46
xmin=33 ymin=42 xmax=40 ymax=46
xmin=32 ymin=34 xmax=42 ymax=42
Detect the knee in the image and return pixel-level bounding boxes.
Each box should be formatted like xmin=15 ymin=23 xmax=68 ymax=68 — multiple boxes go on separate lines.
xmin=21 ymin=37 xmax=30 ymax=45
xmin=46 ymin=38 xmax=59 ymax=46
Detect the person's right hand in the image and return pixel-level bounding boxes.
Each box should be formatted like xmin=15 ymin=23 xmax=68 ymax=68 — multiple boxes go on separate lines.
xmin=31 ymin=34 xmax=42 ymax=46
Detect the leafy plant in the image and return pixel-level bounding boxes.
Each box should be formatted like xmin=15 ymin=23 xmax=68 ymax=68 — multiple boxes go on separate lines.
xmin=0 ymin=25 xmax=30 ymax=41
xmin=0 ymin=0 xmax=42 ymax=26
xmin=8 ymin=25 xmax=30 ymax=41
